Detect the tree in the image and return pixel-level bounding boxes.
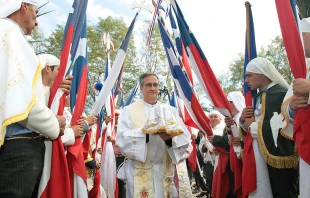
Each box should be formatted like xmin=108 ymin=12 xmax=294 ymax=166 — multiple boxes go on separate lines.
xmin=42 ymin=16 xmax=139 ymax=113
xmin=218 ymin=35 xmax=292 ymax=94
xmin=31 ymin=27 xmax=46 ymax=55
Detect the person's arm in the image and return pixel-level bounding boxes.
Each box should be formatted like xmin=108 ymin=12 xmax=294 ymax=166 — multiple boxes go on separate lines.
xmin=115 ymin=106 xmax=147 ymax=162
xmin=19 ymin=101 xmax=60 ymax=139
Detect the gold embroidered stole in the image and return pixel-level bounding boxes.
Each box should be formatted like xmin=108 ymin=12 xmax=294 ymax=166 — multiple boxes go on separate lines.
xmin=130 ymin=100 xmax=154 ymax=198
xmin=129 ymin=100 xmax=173 ymax=198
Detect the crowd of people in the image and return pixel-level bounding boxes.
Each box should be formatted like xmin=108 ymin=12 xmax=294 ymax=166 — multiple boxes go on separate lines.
xmin=1 ymin=1 xmax=310 ymax=198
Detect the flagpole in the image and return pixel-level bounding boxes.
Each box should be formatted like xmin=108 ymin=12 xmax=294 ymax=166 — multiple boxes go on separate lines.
xmin=245 ymin=1 xmax=251 ymax=62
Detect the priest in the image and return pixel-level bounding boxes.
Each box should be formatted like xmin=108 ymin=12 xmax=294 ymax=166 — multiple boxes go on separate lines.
xmin=116 ymin=73 xmax=191 ymax=198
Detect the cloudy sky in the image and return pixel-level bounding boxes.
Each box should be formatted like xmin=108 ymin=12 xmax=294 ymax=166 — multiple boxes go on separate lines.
xmin=37 ymin=0 xmax=282 ymax=76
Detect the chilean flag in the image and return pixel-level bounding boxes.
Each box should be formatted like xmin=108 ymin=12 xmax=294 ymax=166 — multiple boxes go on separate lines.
xmin=242 ymin=3 xmax=258 ymax=198
xmin=91 ymin=12 xmax=139 ymax=115
xmin=67 ymin=19 xmax=89 ymax=198
xmin=100 ymin=57 xmax=117 ymax=198
xmin=125 ymin=82 xmax=139 ymax=106
xmin=171 ymin=2 xmax=238 ymax=197
xmin=275 ymin=0 xmax=310 ymax=197
xmin=38 ymin=1 xmax=88 ymax=198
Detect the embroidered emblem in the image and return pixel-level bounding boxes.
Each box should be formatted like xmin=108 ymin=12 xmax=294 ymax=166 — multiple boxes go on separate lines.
xmin=140 ymin=188 xmax=149 ymax=198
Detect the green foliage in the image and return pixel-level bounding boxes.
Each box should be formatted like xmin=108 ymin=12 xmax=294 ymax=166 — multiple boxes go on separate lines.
xmin=34 ymin=16 xmax=140 ymax=113
xmin=297 ymin=0 xmax=310 ymax=18
xmin=218 ymin=35 xmax=292 ymax=94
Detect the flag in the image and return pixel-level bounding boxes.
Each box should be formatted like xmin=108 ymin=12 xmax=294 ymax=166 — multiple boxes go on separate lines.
xmin=146 ymin=0 xmax=163 ymax=46
xmin=275 ymin=2 xmax=310 ymax=196
xmin=242 ymin=2 xmax=258 ymax=197
xmin=101 ymin=55 xmax=117 ymax=198
xmin=125 ymin=82 xmax=139 ymax=106
xmin=39 ymin=1 xmax=88 ymax=197
xmin=66 ymin=18 xmax=89 ymax=198
xmin=171 ymin=2 xmax=237 ymax=197
xmin=91 ymin=13 xmax=139 ymax=114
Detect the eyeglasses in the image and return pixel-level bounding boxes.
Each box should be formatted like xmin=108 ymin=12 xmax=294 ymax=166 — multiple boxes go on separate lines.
xmin=143 ymin=83 xmax=159 ymax=88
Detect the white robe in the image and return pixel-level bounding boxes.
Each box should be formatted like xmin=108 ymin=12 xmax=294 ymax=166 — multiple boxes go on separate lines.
xmin=116 ymin=101 xmax=191 ymax=198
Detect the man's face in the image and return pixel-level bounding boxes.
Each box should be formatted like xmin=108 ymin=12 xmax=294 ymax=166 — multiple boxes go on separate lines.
xmin=245 ymin=72 xmax=262 ymax=90
xmin=49 ymin=65 xmax=60 ymax=85
xmin=209 ymin=114 xmax=221 ymax=128
xmin=23 ymin=3 xmax=38 ymax=35
xmin=140 ymin=75 xmax=159 ymax=102
xmin=303 ymin=32 xmax=310 ymax=58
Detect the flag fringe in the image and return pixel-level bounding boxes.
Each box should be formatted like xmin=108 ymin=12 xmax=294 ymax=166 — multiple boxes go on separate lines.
xmin=257 ymin=93 xmax=299 ymax=169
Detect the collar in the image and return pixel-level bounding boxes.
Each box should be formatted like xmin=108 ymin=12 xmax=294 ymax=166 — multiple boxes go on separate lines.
xmin=5 ymin=18 xmax=25 ymax=35
xmin=143 ymin=100 xmax=158 ymax=107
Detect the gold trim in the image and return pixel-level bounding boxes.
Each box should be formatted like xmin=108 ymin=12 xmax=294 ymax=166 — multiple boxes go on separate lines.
xmin=279 ymin=95 xmax=294 ymax=140
xmin=257 ymin=93 xmax=298 ymax=169
xmin=239 ymin=127 xmax=246 ymax=141
xmin=84 ymin=158 xmax=94 ymax=163
xmin=0 ymin=63 xmax=42 ymax=146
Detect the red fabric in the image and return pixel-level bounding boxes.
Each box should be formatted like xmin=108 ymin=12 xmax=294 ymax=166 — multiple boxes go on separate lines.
xmin=188 ymin=44 xmax=231 ymax=110
xmin=275 ymin=0 xmax=310 ymax=165
xmin=181 ymin=41 xmax=193 ymax=85
xmin=67 ymin=66 xmax=88 ymax=194
xmin=82 ymin=129 xmax=92 ymax=159
xmin=242 ymin=133 xmax=256 ymax=198
xmin=212 ymin=148 xmax=230 ymax=198
xmin=294 ymin=107 xmax=310 ymax=164
xmin=188 ymin=139 xmax=197 ymax=172
xmin=114 ymin=177 xmax=119 ymax=198
xmin=275 ymin=0 xmax=306 ymax=79
xmin=230 ymin=145 xmax=243 ymax=198
xmin=88 ymin=169 xmax=101 ymax=198
xmin=40 ymin=138 xmax=71 ymax=198
xmin=48 ymin=25 xmax=74 ymax=107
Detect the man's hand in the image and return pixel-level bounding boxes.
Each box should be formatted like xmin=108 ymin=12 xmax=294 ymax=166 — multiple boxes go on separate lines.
xmin=97 ymin=148 xmax=103 ymax=154
xmin=191 ymin=133 xmax=196 ymax=139
xmin=56 ymin=115 xmax=66 ymax=136
xmin=213 ymin=148 xmax=219 ymax=156
xmin=293 ymin=78 xmax=310 ymax=95
xmin=240 ymin=106 xmax=254 ymax=122
xmin=242 ymin=116 xmax=255 ymax=130
xmin=207 ymin=136 xmax=214 ymax=144
xmin=60 ymin=75 xmax=73 ymax=95
xmin=232 ymin=136 xmax=241 ymax=146
xmin=289 ymin=94 xmax=309 ymax=110
xmin=157 ymin=132 xmax=172 ymax=141
xmin=107 ymin=136 xmax=116 ymax=144
xmin=71 ymin=125 xmax=83 ymax=138
xmin=105 ymin=116 xmax=112 ymax=125
xmin=86 ymin=114 xmax=98 ymax=127
xmin=225 ymin=116 xmax=235 ymax=127
xmin=77 ymin=118 xmax=85 ymax=127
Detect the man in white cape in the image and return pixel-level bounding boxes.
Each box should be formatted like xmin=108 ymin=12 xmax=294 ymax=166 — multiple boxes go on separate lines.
xmin=116 ymin=73 xmax=191 ymax=198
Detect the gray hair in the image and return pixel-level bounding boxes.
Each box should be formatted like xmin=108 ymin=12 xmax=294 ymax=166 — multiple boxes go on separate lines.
xmin=139 ymin=73 xmax=159 ymax=87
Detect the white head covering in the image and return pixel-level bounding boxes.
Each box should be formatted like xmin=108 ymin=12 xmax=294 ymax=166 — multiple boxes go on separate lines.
xmin=227 ymin=91 xmax=245 ymax=124
xmin=208 ymin=110 xmax=225 ymax=120
xmin=208 ymin=110 xmax=226 ymax=135
xmin=0 ymin=0 xmax=38 ymax=19
xmin=37 ymin=54 xmax=60 ymax=70
xmin=246 ymin=57 xmax=289 ymax=88
xmin=301 ymin=17 xmax=310 ymax=33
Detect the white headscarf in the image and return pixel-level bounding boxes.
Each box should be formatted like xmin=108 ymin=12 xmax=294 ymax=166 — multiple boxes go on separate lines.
xmin=227 ymin=91 xmax=245 ymax=124
xmin=208 ymin=110 xmax=226 ymax=136
xmin=0 ymin=0 xmax=38 ymax=19
xmin=246 ymin=57 xmax=289 ymax=88
xmin=37 ymin=54 xmax=60 ymax=70
xmin=301 ymin=17 xmax=310 ymax=33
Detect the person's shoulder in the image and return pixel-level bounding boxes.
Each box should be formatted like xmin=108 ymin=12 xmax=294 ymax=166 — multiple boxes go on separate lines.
xmin=0 ymin=19 xmax=18 ymax=29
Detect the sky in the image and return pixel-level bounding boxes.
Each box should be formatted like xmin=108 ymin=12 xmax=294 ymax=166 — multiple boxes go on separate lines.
xmin=37 ymin=0 xmax=282 ymax=76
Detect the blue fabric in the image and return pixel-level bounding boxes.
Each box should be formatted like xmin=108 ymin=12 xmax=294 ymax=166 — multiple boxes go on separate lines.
xmin=6 ymin=123 xmax=32 ymax=138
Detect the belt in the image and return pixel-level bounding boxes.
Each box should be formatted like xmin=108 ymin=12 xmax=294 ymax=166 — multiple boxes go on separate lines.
xmin=5 ymin=132 xmax=46 ymax=141
xmin=206 ymin=161 xmax=213 ymax=164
